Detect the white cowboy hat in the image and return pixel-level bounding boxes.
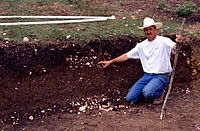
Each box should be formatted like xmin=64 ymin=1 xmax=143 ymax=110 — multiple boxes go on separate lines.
xmin=137 ymin=17 xmax=163 ymax=30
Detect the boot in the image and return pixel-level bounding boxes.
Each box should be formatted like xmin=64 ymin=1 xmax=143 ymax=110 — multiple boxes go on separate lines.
xmin=153 ymin=92 xmax=165 ymax=105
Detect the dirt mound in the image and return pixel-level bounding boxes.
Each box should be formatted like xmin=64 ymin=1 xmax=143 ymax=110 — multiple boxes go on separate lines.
xmin=0 ymin=35 xmax=198 ymax=130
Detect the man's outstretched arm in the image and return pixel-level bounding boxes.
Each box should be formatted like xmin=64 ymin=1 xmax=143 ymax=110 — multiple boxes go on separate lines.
xmin=98 ymin=54 xmax=129 ymax=68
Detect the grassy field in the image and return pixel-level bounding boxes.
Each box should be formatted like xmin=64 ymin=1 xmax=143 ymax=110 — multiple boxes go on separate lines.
xmin=0 ymin=0 xmax=195 ymax=43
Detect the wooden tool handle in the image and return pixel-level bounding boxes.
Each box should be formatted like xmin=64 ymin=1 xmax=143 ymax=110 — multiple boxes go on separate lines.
xmin=178 ymin=18 xmax=186 ymax=35
xmin=160 ymin=18 xmax=186 ymax=120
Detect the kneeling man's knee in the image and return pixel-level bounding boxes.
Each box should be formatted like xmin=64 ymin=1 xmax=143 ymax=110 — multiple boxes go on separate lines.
xmin=142 ymin=90 xmax=153 ymax=99
xmin=126 ymin=95 xmax=133 ymax=102
xmin=126 ymin=94 xmax=138 ymax=102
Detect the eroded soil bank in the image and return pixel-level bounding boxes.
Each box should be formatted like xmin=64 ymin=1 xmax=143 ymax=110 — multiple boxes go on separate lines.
xmin=0 ymin=35 xmax=200 ymax=130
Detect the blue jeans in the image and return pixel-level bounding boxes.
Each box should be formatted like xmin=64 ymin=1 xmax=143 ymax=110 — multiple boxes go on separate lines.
xmin=126 ymin=73 xmax=169 ymax=102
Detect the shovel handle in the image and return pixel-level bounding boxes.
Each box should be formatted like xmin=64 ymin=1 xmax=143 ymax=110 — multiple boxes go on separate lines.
xmin=160 ymin=18 xmax=186 ymax=120
xmin=178 ymin=18 xmax=186 ymax=35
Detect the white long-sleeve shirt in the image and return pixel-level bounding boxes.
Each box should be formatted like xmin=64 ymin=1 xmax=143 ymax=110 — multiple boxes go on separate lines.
xmin=126 ymin=35 xmax=176 ymax=74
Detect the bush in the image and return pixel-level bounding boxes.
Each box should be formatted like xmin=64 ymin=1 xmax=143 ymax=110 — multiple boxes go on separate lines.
xmin=175 ymin=2 xmax=200 ymax=17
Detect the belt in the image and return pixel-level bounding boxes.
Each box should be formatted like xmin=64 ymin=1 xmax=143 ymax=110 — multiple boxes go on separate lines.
xmin=154 ymin=73 xmax=170 ymax=76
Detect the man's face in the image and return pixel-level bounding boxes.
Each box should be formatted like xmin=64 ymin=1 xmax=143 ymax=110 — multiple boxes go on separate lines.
xmin=144 ymin=26 xmax=157 ymax=41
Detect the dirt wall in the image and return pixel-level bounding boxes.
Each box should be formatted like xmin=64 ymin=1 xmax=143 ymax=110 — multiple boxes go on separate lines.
xmin=0 ymin=35 xmax=198 ymax=129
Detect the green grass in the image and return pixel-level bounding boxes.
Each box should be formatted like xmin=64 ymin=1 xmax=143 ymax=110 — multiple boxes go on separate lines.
xmin=0 ymin=18 xmax=179 ymax=43
xmin=0 ymin=0 xmax=194 ymax=44
xmin=158 ymin=0 xmax=168 ymax=10
xmin=161 ymin=22 xmax=179 ymax=34
xmin=0 ymin=19 xmax=143 ymax=42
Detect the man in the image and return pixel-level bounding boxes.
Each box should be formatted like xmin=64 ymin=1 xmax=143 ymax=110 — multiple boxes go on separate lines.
xmin=98 ymin=17 xmax=183 ymax=105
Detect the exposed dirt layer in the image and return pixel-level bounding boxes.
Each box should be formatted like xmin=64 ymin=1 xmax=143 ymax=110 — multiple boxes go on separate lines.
xmin=0 ymin=35 xmax=200 ymax=130
xmin=0 ymin=0 xmax=200 ymax=130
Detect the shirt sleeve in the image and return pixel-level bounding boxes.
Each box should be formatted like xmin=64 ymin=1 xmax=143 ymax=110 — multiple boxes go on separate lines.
xmin=165 ymin=37 xmax=176 ymax=54
xmin=126 ymin=44 xmax=140 ymax=59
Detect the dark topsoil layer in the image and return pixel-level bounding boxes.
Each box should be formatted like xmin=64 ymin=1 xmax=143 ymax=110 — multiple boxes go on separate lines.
xmin=0 ymin=34 xmax=198 ymax=129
